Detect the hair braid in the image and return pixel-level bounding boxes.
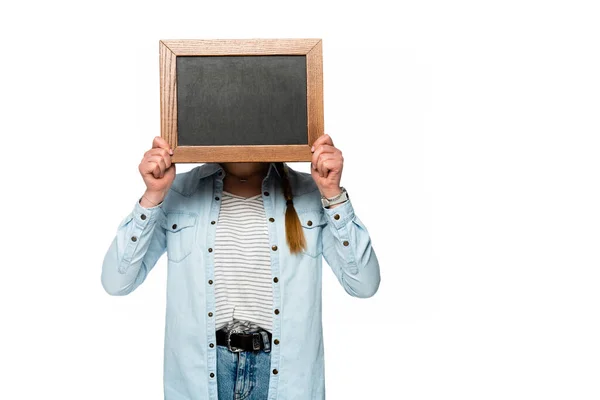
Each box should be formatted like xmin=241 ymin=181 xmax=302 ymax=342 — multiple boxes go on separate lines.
xmin=275 ymin=162 xmax=306 ymax=254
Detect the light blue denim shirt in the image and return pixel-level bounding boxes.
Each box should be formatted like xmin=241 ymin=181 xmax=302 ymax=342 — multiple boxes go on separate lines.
xmin=101 ymin=162 xmax=381 ymax=400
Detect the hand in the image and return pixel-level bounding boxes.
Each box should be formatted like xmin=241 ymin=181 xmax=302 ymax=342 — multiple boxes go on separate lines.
xmin=310 ymin=133 xmax=343 ymax=198
xmin=138 ymin=136 xmax=176 ymax=200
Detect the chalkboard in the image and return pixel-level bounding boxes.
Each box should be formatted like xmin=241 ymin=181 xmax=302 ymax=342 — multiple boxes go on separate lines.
xmin=177 ymin=55 xmax=307 ymax=146
xmin=159 ymin=39 xmax=324 ymax=163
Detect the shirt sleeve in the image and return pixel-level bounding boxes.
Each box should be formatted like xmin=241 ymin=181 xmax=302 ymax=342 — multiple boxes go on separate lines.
xmin=321 ymin=197 xmax=381 ymax=298
xmin=101 ymin=197 xmax=167 ymax=295
xmin=138 ymin=196 xmax=163 ymax=209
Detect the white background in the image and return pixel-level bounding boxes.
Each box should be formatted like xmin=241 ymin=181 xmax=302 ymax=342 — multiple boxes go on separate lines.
xmin=2 ymin=0 xmax=599 ymax=399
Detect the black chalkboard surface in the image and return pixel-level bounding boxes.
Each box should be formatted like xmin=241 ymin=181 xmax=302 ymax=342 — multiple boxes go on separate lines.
xmin=160 ymin=39 xmax=324 ymax=163
xmin=177 ymin=55 xmax=308 ymax=146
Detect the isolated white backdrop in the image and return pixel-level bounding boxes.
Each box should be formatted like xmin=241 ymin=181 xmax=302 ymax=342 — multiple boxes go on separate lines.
xmin=2 ymin=0 xmax=599 ymax=399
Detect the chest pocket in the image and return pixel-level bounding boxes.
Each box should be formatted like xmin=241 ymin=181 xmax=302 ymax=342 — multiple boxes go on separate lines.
xmin=297 ymin=209 xmax=327 ymax=258
xmin=161 ymin=212 xmax=198 ymax=263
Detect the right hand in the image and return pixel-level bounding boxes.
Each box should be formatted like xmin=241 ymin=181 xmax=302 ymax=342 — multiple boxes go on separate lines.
xmin=139 ymin=136 xmax=176 ymax=198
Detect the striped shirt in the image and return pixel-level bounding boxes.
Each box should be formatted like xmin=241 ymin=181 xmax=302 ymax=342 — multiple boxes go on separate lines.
xmin=214 ymin=190 xmax=273 ymax=333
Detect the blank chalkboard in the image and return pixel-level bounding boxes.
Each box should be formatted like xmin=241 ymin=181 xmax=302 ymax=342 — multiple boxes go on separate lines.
xmin=177 ymin=55 xmax=307 ymax=146
xmin=160 ymin=39 xmax=324 ymax=163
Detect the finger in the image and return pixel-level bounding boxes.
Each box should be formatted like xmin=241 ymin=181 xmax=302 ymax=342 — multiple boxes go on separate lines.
xmin=155 ymin=155 xmax=168 ymax=178
xmin=317 ymin=154 xmax=336 ymax=178
xmin=141 ymin=157 xmax=159 ymax=176
xmin=155 ymin=147 xmax=172 ymax=169
xmin=141 ymin=159 xmax=161 ymax=178
xmin=325 ymin=150 xmax=343 ymax=175
xmin=145 ymin=148 xmax=172 ymax=169
xmin=315 ymin=151 xmax=334 ymax=177
xmin=327 ymin=156 xmax=344 ymax=180
xmin=311 ymin=144 xmax=338 ymax=170
xmin=311 ymin=133 xmax=334 ymax=152
xmin=311 ymin=134 xmax=333 ymax=151
xmin=152 ymin=136 xmax=173 ymax=155
xmin=322 ymin=156 xmax=342 ymax=180
xmin=152 ymin=163 xmax=161 ymax=179
xmin=147 ymin=155 xmax=167 ymax=178
xmin=147 ymin=161 xmax=164 ymax=180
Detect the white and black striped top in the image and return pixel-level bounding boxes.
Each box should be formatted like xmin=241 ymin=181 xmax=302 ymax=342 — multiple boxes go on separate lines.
xmin=214 ymin=190 xmax=273 ymax=334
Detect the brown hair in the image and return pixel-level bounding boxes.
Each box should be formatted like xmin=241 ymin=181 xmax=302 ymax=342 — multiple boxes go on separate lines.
xmin=274 ymin=162 xmax=307 ymax=254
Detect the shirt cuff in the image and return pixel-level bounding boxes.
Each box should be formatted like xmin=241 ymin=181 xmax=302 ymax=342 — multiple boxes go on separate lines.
xmin=322 ymin=198 xmax=354 ymax=230
xmin=138 ymin=196 xmax=163 ymax=209
xmin=134 ymin=197 xmax=166 ymax=227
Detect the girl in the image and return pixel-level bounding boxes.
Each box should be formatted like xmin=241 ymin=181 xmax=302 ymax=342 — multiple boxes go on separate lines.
xmin=101 ymin=134 xmax=381 ymax=399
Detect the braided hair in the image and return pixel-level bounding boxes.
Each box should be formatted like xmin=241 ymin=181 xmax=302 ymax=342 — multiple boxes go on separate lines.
xmin=274 ymin=162 xmax=307 ymax=254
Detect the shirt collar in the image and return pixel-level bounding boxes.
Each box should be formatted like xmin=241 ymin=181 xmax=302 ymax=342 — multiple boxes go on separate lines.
xmin=172 ymin=162 xmax=284 ymax=197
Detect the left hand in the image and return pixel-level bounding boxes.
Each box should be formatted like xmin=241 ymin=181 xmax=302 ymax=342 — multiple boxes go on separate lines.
xmin=310 ymin=133 xmax=344 ymax=198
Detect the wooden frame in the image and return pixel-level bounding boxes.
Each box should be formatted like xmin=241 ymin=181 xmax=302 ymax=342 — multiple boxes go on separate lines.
xmin=159 ymin=39 xmax=324 ymax=163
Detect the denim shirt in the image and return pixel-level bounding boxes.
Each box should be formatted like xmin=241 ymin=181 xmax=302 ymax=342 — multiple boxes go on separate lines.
xmin=101 ymin=162 xmax=381 ymax=400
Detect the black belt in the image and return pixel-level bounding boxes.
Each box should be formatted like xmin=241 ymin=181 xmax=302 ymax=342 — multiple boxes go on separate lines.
xmin=216 ymin=328 xmax=272 ymax=352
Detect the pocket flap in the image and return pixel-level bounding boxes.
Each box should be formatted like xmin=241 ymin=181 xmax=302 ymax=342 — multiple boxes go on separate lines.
xmin=162 ymin=212 xmax=197 ymax=232
xmin=298 ymin=210 xmax=327 ymax=229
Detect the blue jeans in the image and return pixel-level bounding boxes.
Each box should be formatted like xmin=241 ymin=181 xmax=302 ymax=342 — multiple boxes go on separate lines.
xmin=216 ymin=344 xmax=272 ymax=400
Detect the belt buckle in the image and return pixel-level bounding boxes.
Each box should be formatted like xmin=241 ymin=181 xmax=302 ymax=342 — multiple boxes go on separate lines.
xmin=252 ymin=332 xmax=261 ymax=351
xmin=227 ymin=329 xmax=244 ymax=353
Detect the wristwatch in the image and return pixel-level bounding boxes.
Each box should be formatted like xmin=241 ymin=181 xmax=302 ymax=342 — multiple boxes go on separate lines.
xmin=321 ymin=186 xmax=349 ymax=208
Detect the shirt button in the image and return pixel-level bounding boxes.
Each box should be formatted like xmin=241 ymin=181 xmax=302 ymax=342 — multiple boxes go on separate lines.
xmin=273 ymin=277 xmax=278 ymax=283
xmin=208 ymin=248 xmax=213 ymax=252
xmin=264 ymin=191 xmax=270 ymax=196
xmin=211 ymin=220 xmax=216 ymax=224
xmin=269 ymin=217 xmax=275 ymax=222
xmin=334 ymin=214 xmax=340 ymax=220
xmin=172 ymin=224 xmax=177 ymax=229
xmin=274 ymin=339 xmax=280 ymax=345
xmin=307 ymin=220 xmax=313 ymax=226
xmin=140 ymin=214 xmax=146 ymax=220
xmin=271 ymin=245 xmax=278 ymax=251
xmin=131 ymin=236 xmax=137 ymax=242
xmin=208 ymin=279 xmax=213 ymax=285
xmin=210 ymin=372 xmax=215 ymax=378
xmin=209 ymin=343 xmax=215 ymax=348
xmin=272 ymin=369 xmax=278 ymax=375
xmin=215 ymin=196 xmax=220 ymax=201
xmin=208 ymin=312 xmax=213 ymax=317
xmin=274 ymin=309 xmax=280 ymax=315
xmin=343 ymin=241 xmax=349 ymax=246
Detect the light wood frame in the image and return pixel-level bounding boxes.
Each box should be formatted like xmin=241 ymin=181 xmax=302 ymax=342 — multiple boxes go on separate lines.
xmin=159 ymin=39 xmax=324 ymax=163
